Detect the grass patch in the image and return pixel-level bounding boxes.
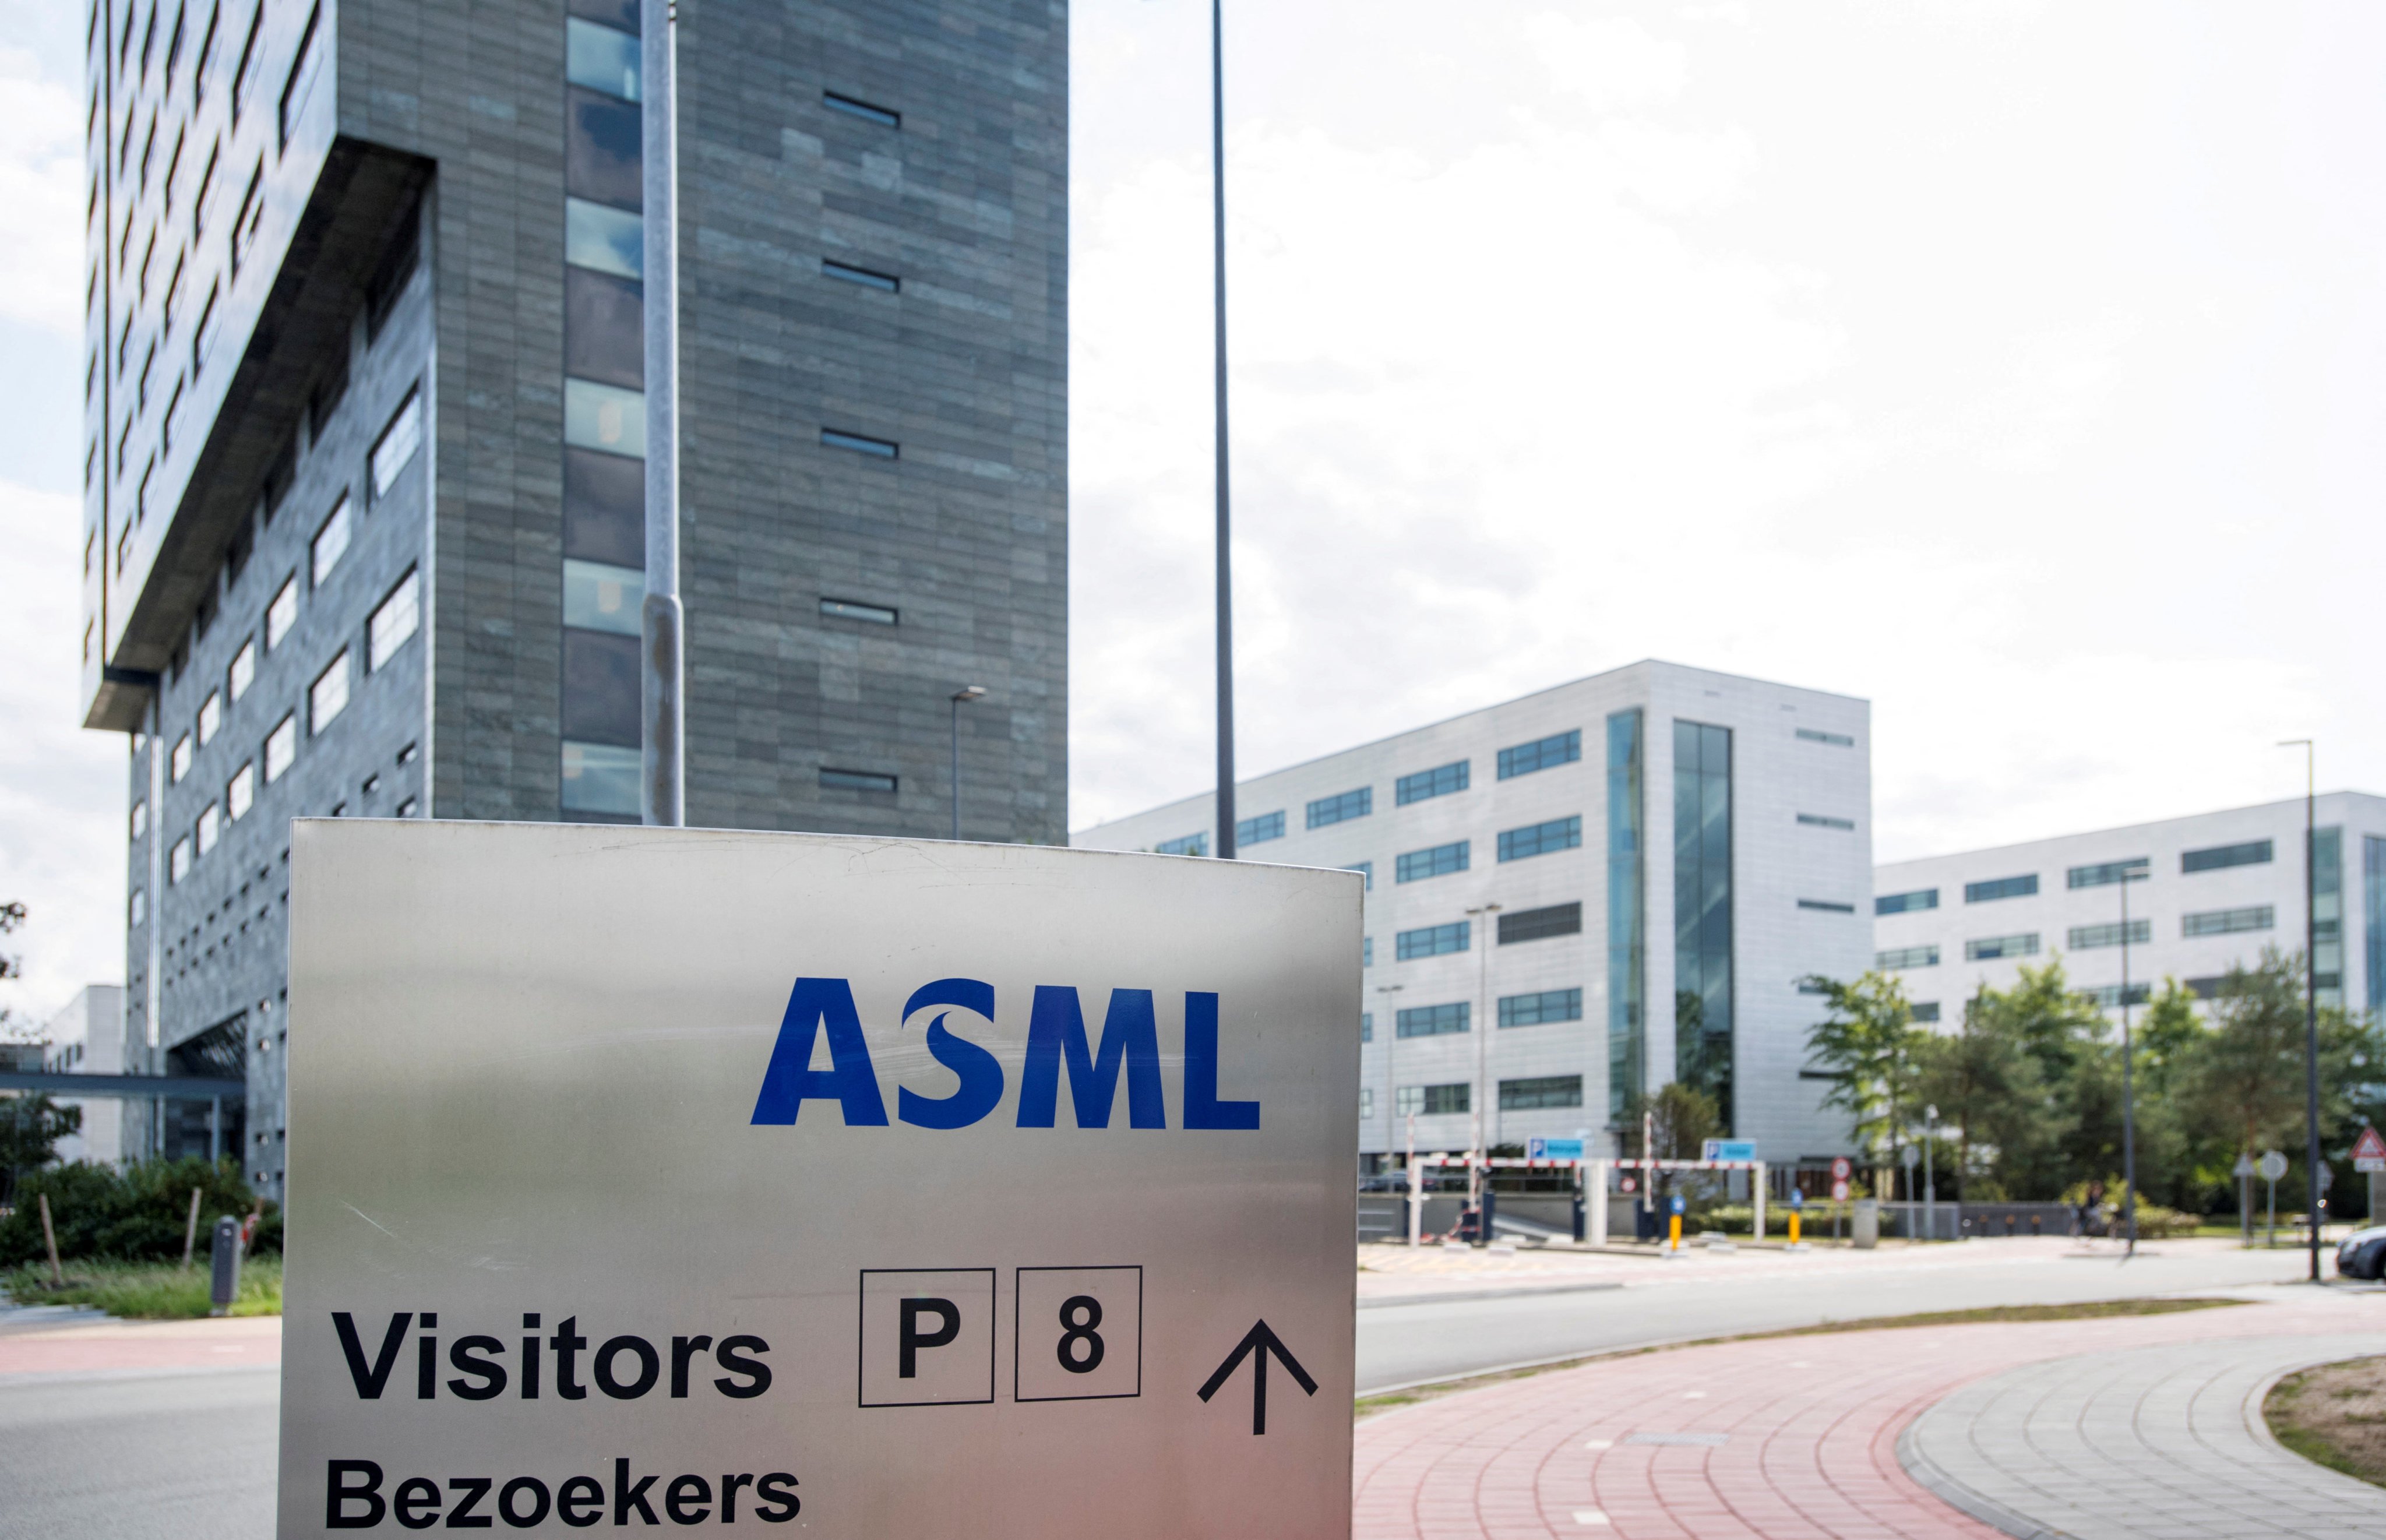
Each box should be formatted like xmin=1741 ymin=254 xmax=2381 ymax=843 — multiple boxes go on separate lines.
xmin=3 ymin=1256 xmax=283 ymax=1319
xmin=2267 ymin=1357 xmax=2386 ymax=1488
xmin=1355 ymin=1296 xmax=2246 ymax=1419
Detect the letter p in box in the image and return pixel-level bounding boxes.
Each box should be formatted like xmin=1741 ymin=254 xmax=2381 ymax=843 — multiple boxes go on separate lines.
xmin=279 ymin=823 xmax=1358 ymax=1537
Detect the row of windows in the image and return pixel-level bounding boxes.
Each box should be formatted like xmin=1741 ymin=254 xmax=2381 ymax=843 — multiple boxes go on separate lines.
xmin=1379 ymin=1076 xmax=1585 ymax=1118
xmin=1382 ymin=902 xmax=1588 ymax=965
xmin=1880 ymin=904 xmax=2284 ymax=971
xmin=1397 ymin=760 xmax=1468 ymax=806
xmin=1236 ymin=810 xmax=1284 ymax=847
xmin=1888 ymin=840 xmax=2284 ymax=916
xmin=1396 ymin=840 xmax=1468 ymax=883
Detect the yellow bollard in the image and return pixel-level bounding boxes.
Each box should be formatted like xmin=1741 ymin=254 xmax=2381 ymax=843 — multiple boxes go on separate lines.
xmin=1668 ymin=1213 xmax=1682 ymax=1250
xmin=1789 ymin=1211 xmax=1801 ymax=1246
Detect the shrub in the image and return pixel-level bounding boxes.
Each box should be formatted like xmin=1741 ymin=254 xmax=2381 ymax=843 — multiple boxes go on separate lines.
xmin=0 ymin=1157 xmax=274 ymax=1266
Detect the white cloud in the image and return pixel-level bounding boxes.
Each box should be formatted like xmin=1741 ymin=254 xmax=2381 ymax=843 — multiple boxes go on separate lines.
xmin=0 ymin=45 xmax=86 ymax=337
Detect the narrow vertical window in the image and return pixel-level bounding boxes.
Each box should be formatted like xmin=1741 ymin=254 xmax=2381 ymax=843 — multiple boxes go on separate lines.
xmin=311 ymin=495 xmax=352 ymax=584
xmin=368 ymin=569 xmax=421 ymax=669
xmin=309 ymin=651 xmax=350 ymax=732
xmin=1673 ymin=720 xmax=1733 ymax=1128
xmin=1606 ymin=709 xmax=1643 ymax=1119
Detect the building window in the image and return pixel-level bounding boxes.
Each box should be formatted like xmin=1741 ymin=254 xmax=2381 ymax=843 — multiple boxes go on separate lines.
xmin=1877 ymin=945 xmax=1939 ymax=970
xmin=1360 ymin=1013 xmax=1372 ymax=1045
xmin=2081 ymin=983 xmax=2151 ymax=1010
xmin=192 ymin=281 xmax=221 ymax=373
xmin=1396 ymin=921 xmax=1470 ymax=961
xmin=562 ymin=631 xmax=640 ymax=745
xmin=565 ymin=198 xmax=643 ymax=280
xmin=1362 ymin=936 xmax=1372 ymax=968
xmin=565 ymin=379 xmax=644 ymax=459
xmin=2182 ymin=840 xmax=2272 ymax=874
xmin=820 ymin=768 xmax=898 ymax=793
xmin=1964 ymin=874 xmax=2038 ymax=903
xmin=566 ymin=269 xmax=644 ymax=390
xmin=278 ymin=5 xmax=323 ymax=147
xmin=266 ymin=576 xmax=298 ymax=649
xmin=1607 ymin=708 xmax=1643 ymax=1119
xmin=1501 ymin=901 xmax=1583 ymax=945
xmin=1395 ymin=840 xmax=1469 ymax=883
xmin=196 ymin=690 xmax=221 ymax=745
xmin=1395 ymin=1003 xmax=1469 ymax=1039
xmin=1344 ymin=861 xmax=1373 ymax=891
xmin=823 ymin=91 xmax=900 ymax=128
xmin=1797 ymin=813 xmax=1855 ymax=831
xmin=1499 ymin=988 xmax=1582 ymax=1028
xmin=310 ymin=651 xmax=350 ymax=732
xmin=265 ymin=714 xmax=297 ymax=781
xmin=1497 ymin=729 xmax=1580 ymax=780
xmin=823 ymin=259 xmax=900 ymax=293
xmin=131 ymin=888 xmax=146 ymax=927
xmin=568 ymin=83 xmax=643 ymax=212
xmin=2315 ymin=827 xmax=2343 ymax=1000
xmin=1911 ymin=1001 xmax=1941 ymax=1023
xmin=561 ymin=741 xmax=639 ymax=818
xmin=1498 ymin=815 xmax=1581 ymax=862
xmin=230 ymin=6 xmax=262 ymax=118
xmin=820 ymin=598 xmax=897 ymax=626
xmin=1798 ymin=899 xmax=1855 ymax=914
xmin=311 ymin=496 xmax=352 ymax=585
xmin=131 ymin=799 xmax=148 ymax=840
xmin=1674 ymin=720 xmax=1733 ymax=1125
xmin=1236 ymin=810 xmax=1286 ymax=847
xmin=397 ymin=798 xmax=418 ymax=818
xmin=2067 ymin=919 xmax=2150 ymax=950
xmin=1409 ymin=1083 xmax=1469 ymax=1116
xmin=1155 ymin=832 xmax=1207 ymax=858
xmin=565 ymin=16 xmax=641 ymax=100
xmin=230 ymin=163 xmax=263 ymax=275
xmin=221 ymin=640 xmax=256 ymax=706
xmin=196 ymin=802 xmax=221 ymax=855
xmin=369 ymin=570 xmax=421 ymax=669
xmin=1306 ymin=787 xmax=1371 ymax=829
xmin=1795 ymin=727 xmax=1855 ymax=747
xmin=171 ymin=733 xmax=192 ymax=782
xmin=821 ymin=428 xmax=898 ymax=459
xmin=228 ymin=762 xmax=255 ymax=820
xmin=565 ymin=560 xmax=641 ymax=636
xmin=372 ymin=389 xmax=425 ymax=496
xmin=1395 ymin=759 xmax=1469 ymax=806
xmin=1359 ymin=1087 xmax=1373 ymax=1119
xmin=1877 ymin=888 xmax=1937 ymax=915
xmin=1965 ymin=933 xmax=2039 ymax=962
xmin=170 ymin=837 xmax=191 ymax=884
xmin=2068 ymin=857 xmax=2149 ymax=889
xmin=1500 ymin=1074 xmax=1583 ymax=1111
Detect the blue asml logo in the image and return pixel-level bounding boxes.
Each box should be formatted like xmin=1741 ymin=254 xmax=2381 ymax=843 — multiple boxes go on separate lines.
xmin=749 ymin=978 xmax=1263 ymax=1132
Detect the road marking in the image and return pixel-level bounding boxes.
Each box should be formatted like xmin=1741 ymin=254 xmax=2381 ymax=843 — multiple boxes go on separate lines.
xmin=1583 ymin=1438 xmax=1612 ymax=1450
xmin=1570 ymin=1509 xmax=1610 ymax=1526
xmin=1682 ymin=1389 xmax=1706 ymax=1398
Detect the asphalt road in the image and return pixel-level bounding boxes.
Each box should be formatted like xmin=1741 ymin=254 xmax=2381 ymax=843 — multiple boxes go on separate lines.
xmin=0 ymin=1366 xmax=276 ymax=1540
xmin=0 ymin=1243 xmax=2326 ymax=1536
xmin=1354 ymin=1241 xmax=2320 ymax=1393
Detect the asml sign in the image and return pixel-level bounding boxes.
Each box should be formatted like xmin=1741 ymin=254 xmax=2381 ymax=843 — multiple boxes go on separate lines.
xmin=279 ymin=822 xmax=1358 ymax=1537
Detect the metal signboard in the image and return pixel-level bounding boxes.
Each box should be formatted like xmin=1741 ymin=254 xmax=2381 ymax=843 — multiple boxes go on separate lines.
xmin=278 ymin=822 xmax=1359 ymax=1537
xmin=1700 ymin=1139 xmax=1757 ymax=1162
xmin=2259 ymin=1150 xmax=2290 ymax=1182
xmin=2354 ymin=1127 xmax=2386 ymax=1174
xmin=1528 ymin=1137 xmax=1585 ymax=1161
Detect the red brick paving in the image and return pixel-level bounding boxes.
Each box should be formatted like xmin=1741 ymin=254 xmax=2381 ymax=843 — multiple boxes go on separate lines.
xmin=1354 ymin=1290 xmax=2373 ymax=1539
xmin=0 ymin=1315 xmax=280 ymax=1376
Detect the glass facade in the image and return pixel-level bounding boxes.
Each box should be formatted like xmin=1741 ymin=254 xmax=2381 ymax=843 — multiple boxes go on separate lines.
xmin=2315 ymin=827 xmax=2342 ymax=1004
xmin=1877 ymin=888 xmax=1937 ymax=915
xmin=1605 ymin=710 xmax=1644 ymax=1120
xmin=1673 ymin=720 xmax=1733 ymax=1128
xmin=2367 ymin=836 xmax=2386 ymax=1014
xmin=1497 ymin=730 xmax=1580 ymax=780
xmin=1965 ymin=874 xmax=2038 ymax=903
xmin=1396 ymin=760 xmax=1471 ymax=805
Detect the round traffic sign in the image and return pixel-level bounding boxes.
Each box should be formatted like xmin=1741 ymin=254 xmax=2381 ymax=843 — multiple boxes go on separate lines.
xmin=1619 ymin=1175 xmax=1637 ymax=1194
xmin=1831 ymin=1156 xmax=1852 ymax=1181
xmin=2258 ymin=1150 xmax=2290 ymax=1182
xmin=1831 ymin=1180 xmax=1850 ymax=1201
xmin=1900 ymin=1144 xmax=1921 ymax=1170
xmin=1669 ymin=1194 xmax=1686 ymax=1215
xmin=1788 ymin=1187 xmax=1805 ymax=1208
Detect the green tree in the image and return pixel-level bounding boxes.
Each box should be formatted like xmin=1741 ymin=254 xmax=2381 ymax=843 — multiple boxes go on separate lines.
xmin=1914 ymin=986 xmax=2050 ymax=1201
xmin=1621 ymin=1081 xmax=1719 ymax=1162
xmin=1801 ymin=971 xmax=1923 ymax=1191
xmin=0 ymin=1095 xmax=82 ymax=1207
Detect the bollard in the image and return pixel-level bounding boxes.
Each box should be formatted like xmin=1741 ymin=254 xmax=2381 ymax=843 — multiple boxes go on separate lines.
xmin=209 ymin=1215 xmax=243 ymax=1318
xmin=1668 ymin=1213 xmax=1682 ymax=1250
xmin=1788 ymin=1210 xmax=1800 ymax=1246
xmin=181 ymin=1186 xmax=203 ymax=1271
xmin=38 ymin=1193 xmax=64 ymax=1288
xmin=1480 ymin=1187 xmax=1497 ymax=1247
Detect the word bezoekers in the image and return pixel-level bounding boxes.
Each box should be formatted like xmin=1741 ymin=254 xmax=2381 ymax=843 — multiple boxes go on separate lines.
xmin=333 ymin=1313 xmax=771 ymax=1401
xmin=750 ymin=978 xmax=1263 ymax=1131
xmin=327 ymin=1457 xmax=797 ymax=1528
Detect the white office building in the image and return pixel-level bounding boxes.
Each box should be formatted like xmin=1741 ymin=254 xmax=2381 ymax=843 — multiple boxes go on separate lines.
xmin=1073 ymin=661 xmax=1874 ymax=1165
xmin=1873 ymin=793 xmax=2386 ymax=1020
xmin=41 ymin=986 xmax=132 ymax=1167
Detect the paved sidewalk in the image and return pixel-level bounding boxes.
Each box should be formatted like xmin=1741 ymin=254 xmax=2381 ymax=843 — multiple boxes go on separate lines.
xmin=1353 ymin=1288 xmax=2384 ymax=1539
xmin=0 ymin=1313 xmax=280 ymax=1378
xmin=1902 ymin=1332 xmax=2386 ymax=1539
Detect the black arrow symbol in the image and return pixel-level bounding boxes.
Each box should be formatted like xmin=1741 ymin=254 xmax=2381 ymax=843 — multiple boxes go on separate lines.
xmin=1196 ymin=1319 xmax=1317 ymax=1435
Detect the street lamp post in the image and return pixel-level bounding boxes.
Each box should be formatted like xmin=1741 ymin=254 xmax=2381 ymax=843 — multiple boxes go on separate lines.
xmin=639 ymin=0 xmax=683 ymax=827
xmin=949 ymin=686 xmax=986 ymax=841
xmin=2281 ymin=738 xmax=2320 ymax=1281
xmin=1208 ymin=0 xmax=1236 ymax=863
xmin=2119 ymin=861 xmax=2144 ymax=1259
xmin=1464 ymin=902 xmax=1502 ymax=1227
xmin=1923 ymin=1103 xmax=1937 ymax=1243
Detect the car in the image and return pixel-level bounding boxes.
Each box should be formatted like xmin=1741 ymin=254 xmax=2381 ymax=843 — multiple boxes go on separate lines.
xmin=2335 ymin=1224 xmax=2386 ymax=1280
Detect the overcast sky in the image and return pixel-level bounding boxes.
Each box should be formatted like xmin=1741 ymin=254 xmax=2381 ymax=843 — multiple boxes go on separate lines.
xmin=5 ymin=2 xmax=2383 ymax=1024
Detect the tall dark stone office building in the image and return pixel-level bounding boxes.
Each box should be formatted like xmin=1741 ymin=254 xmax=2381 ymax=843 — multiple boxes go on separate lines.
xmin=80 ymin=0 xmax=1069 ymax=1188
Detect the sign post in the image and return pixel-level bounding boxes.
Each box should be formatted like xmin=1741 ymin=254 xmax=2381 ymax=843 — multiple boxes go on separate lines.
xmin=279 ymin=823 xmax=1359 ymax=1538
xmin=2234 ymin=1152 xmax=2257 ymax=1247
xmin=1831 ymin=1156 xmax=1852 ymax=1244
xmin=2259 ymin=1149 xmax=2290 ymax=1249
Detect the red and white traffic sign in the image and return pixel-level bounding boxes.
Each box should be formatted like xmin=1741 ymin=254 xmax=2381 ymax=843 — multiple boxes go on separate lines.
xmin=2354 ymin=1126 xmax=2386 ymax=1174
xmin=1830 ymin=1157 xmax=1852 ymax=1181
xmin=1830 ymin=1181 xmax=1850 ymax=1201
